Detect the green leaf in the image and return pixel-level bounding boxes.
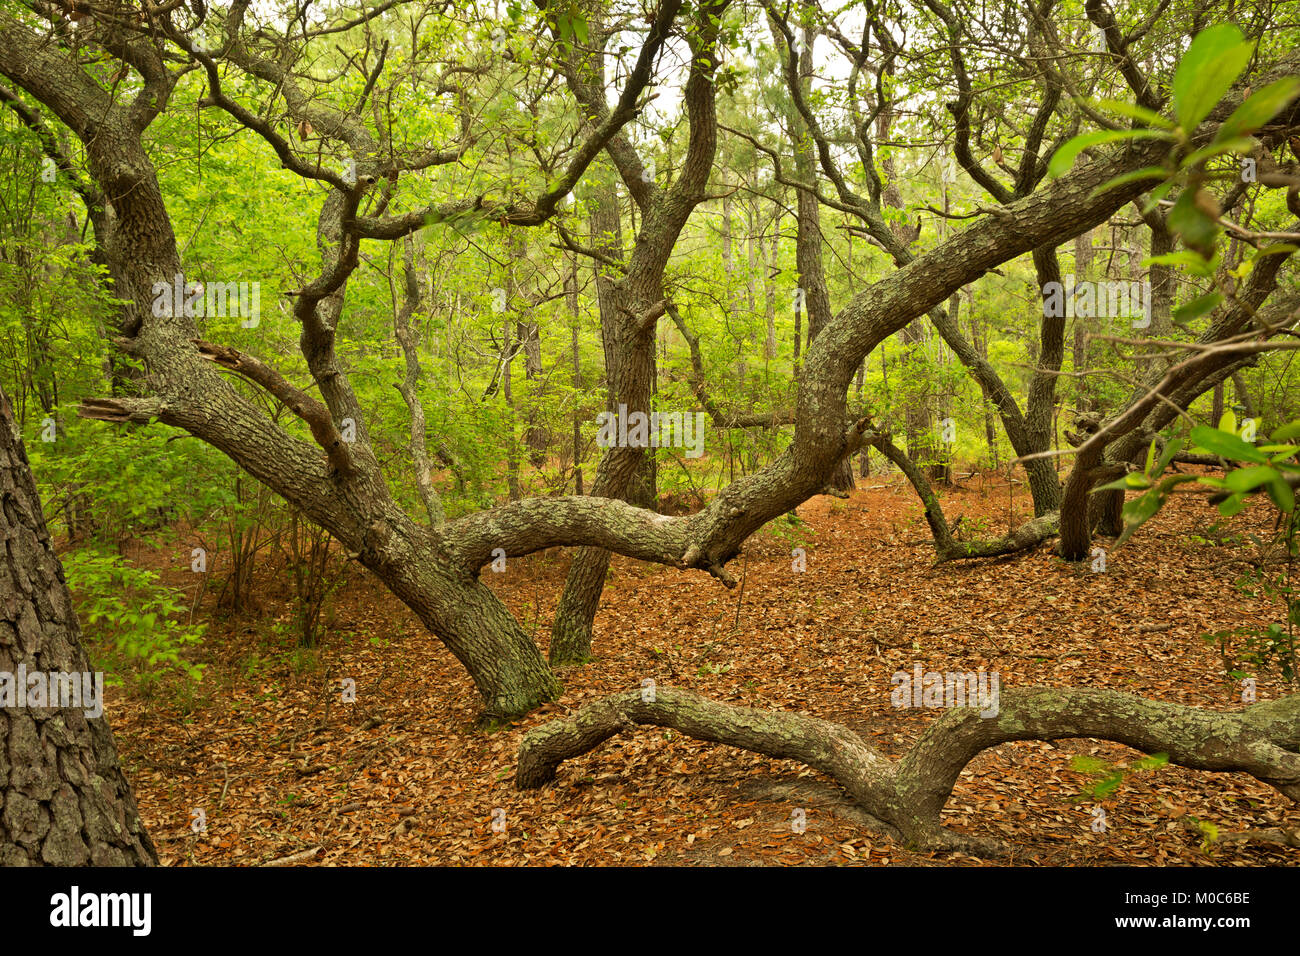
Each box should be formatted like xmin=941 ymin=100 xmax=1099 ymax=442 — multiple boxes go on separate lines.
xmin=1218 ymin=493 xmax=1247 ymax=516
xmin=1190 ymin=424 xmax=1267 ymax=463
xmin=1181 ymin=136 xmax=1258 ymax=168
xmin=1223 ymin=465 xmax=1279 ymax=492
xmin=1219 ymin=410 xmax=1238 ymax=434
xmin=1048 ymin=129 xmax=1169 ymax=178
xmin=1094 ymin=99 xmax=1176 ymax=129
xmin=1116 ymin=491 xmax=1163 ymax=545
xmin=1072 ymin=755 xmax=1109 ymax=774
xmin=1143 ymin=250 xmax=1216 ymax=277
xmin=1173 ymin=24 xmax=1252 ymax=132
xmin=1095 ymin=774 xmax=1123 ymax=798
xmin=1266 ymin=476 xmax=1295 ymax=512
xmin=1088 ymin=166 xmax=1170 ymax=198
xmin=1093 ymin=475 xmax=1135 ymax=493
xmin=1155 ymin=438 xmax=1184 ymax=476
xmin=1145 ymin=439 xmax=1157 ymax=476
xmin=1156 ymin=474 xmax=1198 ymax=494
xmin=1133 ymin=752 xmax=1169 ymax=771
xmin=1213 ymin=78 xmax=1300 ymax=142
xmin=1167 ymin=188 xmax=1219 ymax=255
xmin=1256 ymin=243 xmax=1300 ymax=258
xmin=1269 ymin=421 xmax=1300 ymax=442
xmin=1173 ymin=292 xmax=1223 ymax=325
xmin=1141 ymin=178 xmax=1179 ymax=215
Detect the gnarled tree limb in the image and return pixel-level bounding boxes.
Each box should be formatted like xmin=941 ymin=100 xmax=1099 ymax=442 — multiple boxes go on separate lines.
xmin=518 ymin=686 xmax=1300 ymax=856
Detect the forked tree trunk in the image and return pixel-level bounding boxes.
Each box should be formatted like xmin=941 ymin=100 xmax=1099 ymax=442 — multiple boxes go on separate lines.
xmin=790 ymin=18 xmax=854 ymax=494
xmin=548 ymin=5 xmax=724 ymax=663
xmin=549 ymin=170 xmax=658 ymax=665
xmin=0 ymin=384 xmax=158 ymax=865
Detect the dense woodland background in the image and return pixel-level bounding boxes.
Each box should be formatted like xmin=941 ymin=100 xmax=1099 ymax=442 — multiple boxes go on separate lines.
xmin=1 ymin=0 xmax=1299 ymax=866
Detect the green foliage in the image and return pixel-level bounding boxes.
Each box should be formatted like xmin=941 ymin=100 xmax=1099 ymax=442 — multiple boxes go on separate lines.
xmin=62 ymin=549 xmax=206 ymax=684
xmin=1050 ymin=23 xmax=1299 ymax=264
xmin=1071 ymin=752 xmax=1169 ymax=801
xmin=1179 ymin=815 xmax=1222 ymax=854
xmin=1201 ymin=499 xmax=1299 ymax=683
xmin=1102 ymin=417 xmax=1300 ymax=683
xmin=1098 ymin=418 xmax=1300 ymax=546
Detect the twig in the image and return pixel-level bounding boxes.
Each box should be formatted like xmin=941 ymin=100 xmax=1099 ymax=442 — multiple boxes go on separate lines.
xmin=262 ymin=845 xmax=323 ymax=866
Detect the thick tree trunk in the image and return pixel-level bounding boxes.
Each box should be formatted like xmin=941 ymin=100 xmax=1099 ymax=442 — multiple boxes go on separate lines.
xmin=1147 ymin=211 xmax=1176 ymax=339
xmin=0 ymin=384 xmax=158 ymax=865
xmin=1073 ymin=228 xmax=1094 ymax=413
xmin=6 ymin=2 xmax=1288 ymax=721
xmin=1232 ymin=370 xmax=1257 ymax=419
xmin=64 ymin=104 xmax=561 ymax=721
xmin=791 ymin=18 xmax=853 ymax=494
xmin=1022 ymin=247 xmax=1066 ymax=515
xmin=548 ymin=6 xmax=724 ymax=663
xmin=548 ymin=266 xmax=658 ymax=663
xmin=549 ymin=171 xmax=654 ymax=665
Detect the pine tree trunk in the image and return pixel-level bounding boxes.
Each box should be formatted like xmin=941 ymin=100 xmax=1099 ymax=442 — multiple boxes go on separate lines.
xmin=0 ymin=384 xmax=158 ymax=866
xmin=569 ymin=254 xmax=584 ymax=495
xmin=765 ymin=216 xmax=779 ymax=360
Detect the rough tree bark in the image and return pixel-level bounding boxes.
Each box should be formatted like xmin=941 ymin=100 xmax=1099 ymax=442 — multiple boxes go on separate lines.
xmin=548 ymin=0 xmax=724 ymax=663
xmin=0 ymin=384 xmax=157 ymax=865
xmin=1056 ymin=264 xmax=1300 ymax=561
xmin=785 ymin=16 xmax=855 ymax=494
xmin=550 ymin=166 xmax=641 ymax=664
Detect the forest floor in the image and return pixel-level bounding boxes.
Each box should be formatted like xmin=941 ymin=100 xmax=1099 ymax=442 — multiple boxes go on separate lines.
xmin=97 ymin=468 xmax=1300 ymax=866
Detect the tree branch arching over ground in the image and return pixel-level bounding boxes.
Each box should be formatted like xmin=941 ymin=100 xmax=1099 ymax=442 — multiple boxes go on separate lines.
xmin=517 ymin=686 xmax=1300 ymax=856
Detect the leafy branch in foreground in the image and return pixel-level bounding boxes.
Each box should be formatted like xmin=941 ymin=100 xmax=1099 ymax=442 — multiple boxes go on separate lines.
xmin=1098 ymin=417 xmax=1300 ymax=683
xmin=1050 ymin=23 xmax=1300 ymax=273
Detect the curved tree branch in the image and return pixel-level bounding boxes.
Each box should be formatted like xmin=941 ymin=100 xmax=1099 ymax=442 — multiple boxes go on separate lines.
xmin=518 ymin=686 xmax=1300 ymax=856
